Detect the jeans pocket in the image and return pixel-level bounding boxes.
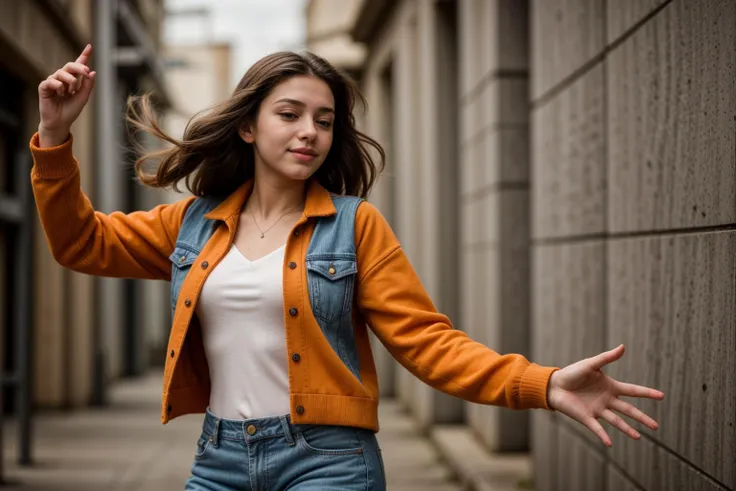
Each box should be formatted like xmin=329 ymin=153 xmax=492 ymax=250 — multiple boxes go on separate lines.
xmin=193 ymin=432 xmax=212 ymax=460
xmin=296 ymin=426 xmax=364 ymax=456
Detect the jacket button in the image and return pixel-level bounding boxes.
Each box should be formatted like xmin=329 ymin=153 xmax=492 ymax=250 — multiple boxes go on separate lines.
xmin=288 ymin=261 xmax=297 ymax=270
xmin=328 ymin=266 xmax=336 ymax=275
xmin=296 ymin=405 xmax=305 ymax=415
xmin=179 ymin=256 xmax=186 ymax=263
xmin=294 ymin=229 xmax=300 ymax=237
xmin=289 ymin=307 xmax=298 ymax=316
xmin=292 ymin=353 xmax=301 ymax=362
xmin=185 ymin=298 xmax=192 ymax=307
xmin=170 ymin=350 xmax=175 ymax=358
xmin=201 ymin=261 xmax=209 ymax=269
xmin=167 ymin=404 xmax=173 ymax=413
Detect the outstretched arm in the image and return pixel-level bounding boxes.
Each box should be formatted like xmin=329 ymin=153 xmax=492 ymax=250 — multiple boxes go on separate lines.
xmin=354 ymin=201 xmax=664 ymax=445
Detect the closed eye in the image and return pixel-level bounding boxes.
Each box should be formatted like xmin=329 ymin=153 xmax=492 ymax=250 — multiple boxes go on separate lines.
xmin=280 ymin=112 xmax=298 ymax=120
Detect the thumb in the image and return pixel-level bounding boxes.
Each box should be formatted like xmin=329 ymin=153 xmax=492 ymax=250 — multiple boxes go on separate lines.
xmin=589 ymin=344 xmax=625 ymax=371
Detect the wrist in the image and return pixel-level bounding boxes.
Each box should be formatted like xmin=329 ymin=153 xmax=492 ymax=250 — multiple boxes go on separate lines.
xmin=38 ymin=125 xmax=70 ymax=148
xmin=546 ymin=371 xmax=558 ymax=410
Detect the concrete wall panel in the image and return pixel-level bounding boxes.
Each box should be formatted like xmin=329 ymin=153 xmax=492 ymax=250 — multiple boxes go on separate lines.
xmin=484 ymin=127 xmax=530 ymax=188
xmin=532 ymin=242 xmax=606 ymax=369
xmin=609 ymin=431 xmax=731 ymax=491
xmin=485 ymin=78 xmax=530 ymax=128
xmin=606 ymin=464 xmax=642 ymax=491
xmin=606 ymin=0 xmax=668 ymax=44
xmin=607 ymin=0 xmax=736 ymax=233
xmin=607 ymin=232 xmax=736 ymax=488
xmin=531 ymin=412 xmax=558 ymax=491
xmin=531 ymin=0 xmax=605 ymax=100
xmin=532 ymin=65 xmax=605 ymax=240
xmin=555 ymin=423 xmax=607 ymax=491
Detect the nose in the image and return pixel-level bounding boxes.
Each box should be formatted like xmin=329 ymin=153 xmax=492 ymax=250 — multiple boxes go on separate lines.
xmin=297 ymin=119 xmax=318 ymax=141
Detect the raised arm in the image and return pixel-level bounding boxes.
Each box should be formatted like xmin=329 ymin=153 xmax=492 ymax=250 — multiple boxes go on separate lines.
xmin=31 ymin=44 xmax=194 ymax=280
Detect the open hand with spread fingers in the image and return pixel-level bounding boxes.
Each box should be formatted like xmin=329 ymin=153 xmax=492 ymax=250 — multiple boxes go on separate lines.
xmin=37 ymin=44 xmax=96 ymax=148
xmin=546 ymin=344 xmax=665 ymax=447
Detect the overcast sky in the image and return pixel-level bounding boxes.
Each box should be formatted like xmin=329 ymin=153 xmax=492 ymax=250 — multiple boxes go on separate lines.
xmin=164 ymin=0 xmax=309 ymax=89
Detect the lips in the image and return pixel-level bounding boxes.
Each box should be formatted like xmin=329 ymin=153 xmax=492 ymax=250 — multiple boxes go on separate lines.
xmin=290 ymin=147 xmax=318 ymax=156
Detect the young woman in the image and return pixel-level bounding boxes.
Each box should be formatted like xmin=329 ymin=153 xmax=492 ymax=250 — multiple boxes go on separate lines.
xmin=31 ymin=45 xmax=664 ymax=490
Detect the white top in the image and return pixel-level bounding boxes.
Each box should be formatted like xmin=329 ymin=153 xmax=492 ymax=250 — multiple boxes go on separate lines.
xmin=195 ymin=243 xmax=290 ymax=420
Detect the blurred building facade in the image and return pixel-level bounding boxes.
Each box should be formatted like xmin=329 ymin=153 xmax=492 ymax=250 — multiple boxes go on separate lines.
xmin=309 ymin=0 xmax=736 ymax=489
xmin=0 ymin=0 xmax=172 ymax=470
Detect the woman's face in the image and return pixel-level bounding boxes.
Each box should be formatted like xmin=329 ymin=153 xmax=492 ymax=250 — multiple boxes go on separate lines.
xmin=241 ymin=75 xmax=335 ymax=183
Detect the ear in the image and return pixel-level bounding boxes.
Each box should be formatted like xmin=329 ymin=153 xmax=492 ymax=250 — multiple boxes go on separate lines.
xmin=238 ymin=124 xmax=255 ymax=144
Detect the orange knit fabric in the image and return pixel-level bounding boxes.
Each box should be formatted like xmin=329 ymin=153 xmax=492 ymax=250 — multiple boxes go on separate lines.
xmin=29 ymin=132 xmax=559 ymax=430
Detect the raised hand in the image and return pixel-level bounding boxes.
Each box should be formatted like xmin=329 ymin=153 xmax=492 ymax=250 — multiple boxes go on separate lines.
xmin=38 ymin=44 xmax=96 ymax=147
xmin=546 ymin=344 xmax=665 ymax=447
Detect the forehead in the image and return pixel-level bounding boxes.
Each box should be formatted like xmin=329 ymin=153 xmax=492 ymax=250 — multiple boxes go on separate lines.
xmin=266 ymin=75 xmax=334 ymax=108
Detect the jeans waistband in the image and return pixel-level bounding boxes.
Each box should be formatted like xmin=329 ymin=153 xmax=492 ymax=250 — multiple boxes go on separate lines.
xmin=202 ymin=408 xmax=297 ymax=444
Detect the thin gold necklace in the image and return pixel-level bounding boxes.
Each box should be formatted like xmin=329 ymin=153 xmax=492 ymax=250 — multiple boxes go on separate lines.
xmin=249 ymin=203 xmax=301 ymax=238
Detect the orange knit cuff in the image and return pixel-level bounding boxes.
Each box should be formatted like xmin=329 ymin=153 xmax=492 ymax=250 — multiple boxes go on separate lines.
xmin=29 ymin=132 xmax=78 ymax=180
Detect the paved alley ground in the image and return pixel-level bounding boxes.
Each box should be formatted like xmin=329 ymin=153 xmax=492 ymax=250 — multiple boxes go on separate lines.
xmin=1 ymin=372 xmax=462 ymax=491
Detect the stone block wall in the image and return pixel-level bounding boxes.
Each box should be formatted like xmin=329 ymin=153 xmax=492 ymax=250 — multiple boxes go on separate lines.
xmin=530 ymin=0 xmax=736 ymax=489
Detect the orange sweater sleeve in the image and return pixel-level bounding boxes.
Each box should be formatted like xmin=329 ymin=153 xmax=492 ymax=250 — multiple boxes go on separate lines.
xmin=354 ymin=201 xmax=558 ymax=410
xmin=29 ymin=132 xmax=195 ymax=280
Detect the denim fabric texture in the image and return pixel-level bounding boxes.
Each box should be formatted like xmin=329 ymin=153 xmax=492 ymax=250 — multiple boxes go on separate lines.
xmin=185 ymin=408 xmax=386 ymax=490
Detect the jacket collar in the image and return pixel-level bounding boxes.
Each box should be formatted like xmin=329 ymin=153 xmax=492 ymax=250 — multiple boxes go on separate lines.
xmin=204 ymin=179 xmax=337 ymax=221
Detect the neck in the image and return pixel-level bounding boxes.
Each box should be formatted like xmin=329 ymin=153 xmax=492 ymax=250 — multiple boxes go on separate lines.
xmin=247 ymin=170 xmax=306 ymax=221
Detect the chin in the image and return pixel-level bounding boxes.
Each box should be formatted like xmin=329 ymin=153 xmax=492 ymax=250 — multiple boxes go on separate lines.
xmin=278 ymin=164 xmax=319 ymax=182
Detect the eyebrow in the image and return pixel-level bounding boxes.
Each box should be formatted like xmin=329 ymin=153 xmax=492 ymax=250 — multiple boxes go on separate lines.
xmin=274 ymin=98 xmax=334 ymax=114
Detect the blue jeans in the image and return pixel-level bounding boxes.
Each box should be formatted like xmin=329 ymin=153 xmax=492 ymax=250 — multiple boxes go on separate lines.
xmin=185 ymin=408 xmax=387 ymax=490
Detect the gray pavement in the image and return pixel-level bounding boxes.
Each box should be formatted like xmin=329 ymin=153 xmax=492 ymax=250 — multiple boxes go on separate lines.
xmin=1 ymin=372 xmax=462 ymax=490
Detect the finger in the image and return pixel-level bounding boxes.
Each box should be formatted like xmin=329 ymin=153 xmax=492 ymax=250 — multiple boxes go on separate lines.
xmin=610 ymin=398 xmax=659 ymax=430
xmin=63 ymin=62 xmax=90 ymax=77
xmin=615 ymin=381 xmax=665 ymax=400
xmin=53 ymin=70 xmax=81 ymax=95
xmin=39 ymin=78 xmax=63 ymax=97
xmin=589 ymin=344 xmax=625 ymax=370
xmin=75 ymin=44 xmax=92 ymax=65
xmin=602 ymin=409 xmax=640 ymax=440
xmin=53 ymin=69 xmax=78 ymax=87
xmin=582 ymin=417 xmax=612 ymax=447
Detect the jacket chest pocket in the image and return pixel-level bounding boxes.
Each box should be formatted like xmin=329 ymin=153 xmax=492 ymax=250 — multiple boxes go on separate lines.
xmin=169 ymin=245 xmax=198 ymax=309
xmin=306 ymin=255 xmax=357 ymax=323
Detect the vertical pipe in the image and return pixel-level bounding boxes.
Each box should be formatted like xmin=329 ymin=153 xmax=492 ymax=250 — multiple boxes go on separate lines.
xmin=14 ymin=150 xmax=34 ymax=466
xmin=91 ymin=0 xmax=119 ymax=406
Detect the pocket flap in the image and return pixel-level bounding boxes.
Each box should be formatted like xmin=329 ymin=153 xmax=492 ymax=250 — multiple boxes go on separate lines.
xmin=169 ymin=245 xmax=197 ymax=268
xmin=306 ymin=257 xmax=357 ymax=281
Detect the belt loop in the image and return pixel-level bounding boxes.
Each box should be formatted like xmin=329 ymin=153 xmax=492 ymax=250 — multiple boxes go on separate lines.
xmin=212 ymin=418 xmax=220 ymax=448
xmin=280 ymin=415 xmax=295 ymax=446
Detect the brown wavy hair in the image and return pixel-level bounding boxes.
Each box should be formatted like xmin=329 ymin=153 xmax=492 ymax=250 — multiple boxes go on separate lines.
xmin=126 ymin=51 xmax=385 ymax=199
